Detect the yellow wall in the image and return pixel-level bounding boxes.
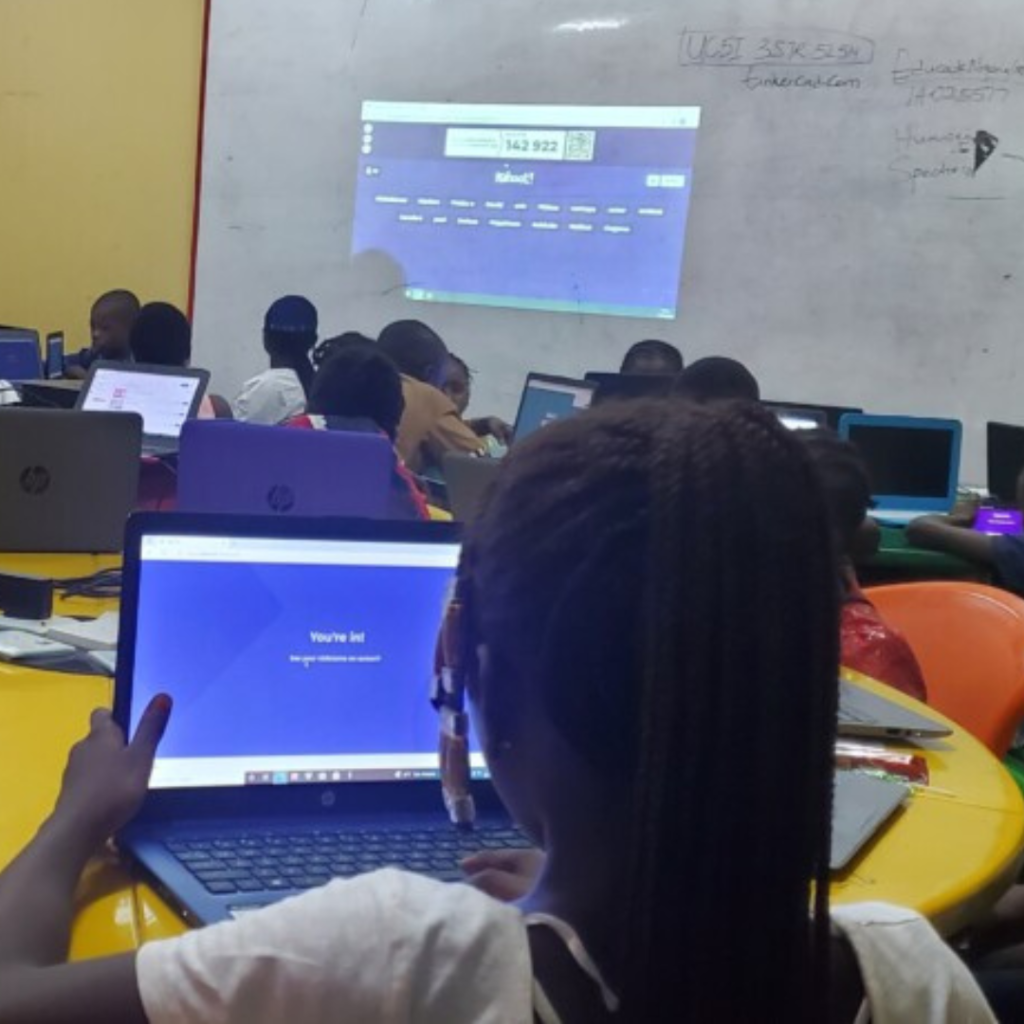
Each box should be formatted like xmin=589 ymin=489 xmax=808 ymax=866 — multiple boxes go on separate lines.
xmin=0 ymin=0 xmax=205 ymax=354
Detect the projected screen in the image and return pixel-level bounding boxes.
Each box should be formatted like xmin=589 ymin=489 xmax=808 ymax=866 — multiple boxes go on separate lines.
xmin=352 ymin=102 xmax=700 ymax=319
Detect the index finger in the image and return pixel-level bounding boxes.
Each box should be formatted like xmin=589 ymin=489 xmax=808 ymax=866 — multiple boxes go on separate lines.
xmin=129 ymin=694 xmax=173 ymax=762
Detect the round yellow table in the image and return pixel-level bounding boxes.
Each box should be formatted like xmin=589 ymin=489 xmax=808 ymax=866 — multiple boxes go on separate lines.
xmin=832 ymin=669 xmax=1024 ymax=935
xmin=2 ymin=552 xmax=1022 ymax=953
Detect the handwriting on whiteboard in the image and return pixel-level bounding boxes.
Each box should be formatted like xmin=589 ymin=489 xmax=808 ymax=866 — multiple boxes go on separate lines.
xmin=679 ymin=28 xmax=875 ymax=69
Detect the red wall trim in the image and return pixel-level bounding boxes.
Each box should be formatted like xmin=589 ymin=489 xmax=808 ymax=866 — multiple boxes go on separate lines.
xmin=187 ymin=0 xmax=213 ymax=318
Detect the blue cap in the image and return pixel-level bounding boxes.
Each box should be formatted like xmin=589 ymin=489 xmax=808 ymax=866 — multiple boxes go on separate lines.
xmin=265 ymin=295 xmax=317 ymax=334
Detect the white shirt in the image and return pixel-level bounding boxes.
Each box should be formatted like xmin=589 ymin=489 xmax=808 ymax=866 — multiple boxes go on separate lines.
xmin=137 ymin=871 xmax=993 ymax=1023
xmin=232 ymin=368 xmax=306 ymax=425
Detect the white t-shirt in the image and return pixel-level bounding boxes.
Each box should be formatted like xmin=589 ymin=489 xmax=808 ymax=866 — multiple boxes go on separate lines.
xmin=232 ymin=368 xmax=306 ymax=425
xmin=137 ymin=871 xmax=994 ymax=1024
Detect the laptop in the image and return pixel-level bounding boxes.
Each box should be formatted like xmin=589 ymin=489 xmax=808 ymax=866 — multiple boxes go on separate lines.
xmin=831 ymin=770 xmax=908 ymax=870
xmin=584 ymin=371 xmax=675 ymax=405
xmin=76 ymin=361 xmax=210 ymax=456
xmin=178 ymin=421 xmax=393 ymax=518
xmin=443 ymin=453 xmax=501 ymax=523
xmin=16 ymin=379 xmax=82 ymax=410
xmin=0 ymin=329 xmax=43 ymax=382
xmin=838 ymin=679 xmax=951 ymax=739
xmin=0 ymin=409 xmax=142 ymax=552
xmin=45 ymin=332 xmax=65 ymax=379
xmin=987 ymin=422 xmax=1024 ymax=505
xmin=765 ymin=401 xmax=863 ymax=432
xmin=512 ymin=373 xmax=596 ymax=443
xmin=839 ymin=414 xmax=962 ymax=525
xmin=114 ymin=513 xmax=523 ymax=925
xmin=767 ymin=404 xmax=828 ymax=431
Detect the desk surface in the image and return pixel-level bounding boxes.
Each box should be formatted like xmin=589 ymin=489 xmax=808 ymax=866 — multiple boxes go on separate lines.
xmin=2 ymin=553 xmax=1022 ymax=957
xmin=862 ymin=525 xmax=978 ymax=576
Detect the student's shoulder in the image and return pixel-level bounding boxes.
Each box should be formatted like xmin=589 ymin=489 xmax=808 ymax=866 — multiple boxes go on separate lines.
xmin=401 ymin=374 xmax=458 ymax=414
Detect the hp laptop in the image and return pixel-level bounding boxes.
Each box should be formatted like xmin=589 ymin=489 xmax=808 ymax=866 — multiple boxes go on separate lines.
xmin=838 ymin=679 xmax=951 ymax=739
xmin=0 ymin=329 xmax=43 ymax=382
xmin=0 ymin=409 xmax=142 ymax=552
xmin=178 ymin=421 xmax=393 ymax=518
xmin=114 ymin=514 xmax=522 ymax=925
xmin=987 ymin=422 xmax=1024 ymax=505
xmin=584 ymin=371 xmax=675 ymax=405
xmin=839 ymin=414 xmax=962 ymax=526
xmin=76 ymin=361 xmax=210 ymax=456
xmin=45 ymin=332 xmax=65 ymax=379
xmin=443 ymin=453 xmax=501 ymax=523
xmin=512 ymin=373 xmax=596 ymax=443
xmin=766 ymin=401 xmax=863 ymax=432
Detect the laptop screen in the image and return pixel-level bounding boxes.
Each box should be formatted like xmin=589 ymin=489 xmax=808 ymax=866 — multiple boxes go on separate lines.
xmin=82 ymin=367 xmax=202 ymax=438
xmin=0 ymin=333 xmax=43 ymax=382
xmin=846 ymin=423 xmax=955 ymax=498
xmin=514 ymin=376 xmax=594 ymax=441
xmin=128 ymin=532 xmax=475 ymax=789
xmin=987 ymin=422 xmax=1024 ymax=503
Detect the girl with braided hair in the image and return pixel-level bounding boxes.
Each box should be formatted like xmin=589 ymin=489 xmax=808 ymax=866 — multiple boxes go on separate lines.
xmin=0 ymin=401 xmax=992 ymax=1022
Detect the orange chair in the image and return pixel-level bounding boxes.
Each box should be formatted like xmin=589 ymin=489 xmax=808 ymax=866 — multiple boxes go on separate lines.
xmin=865 ymin=582 xmax=1024 ymax=756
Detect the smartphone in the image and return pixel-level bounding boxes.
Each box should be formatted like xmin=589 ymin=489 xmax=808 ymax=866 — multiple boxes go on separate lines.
xmin=974 ymin=507 xmax=1024 ymax=536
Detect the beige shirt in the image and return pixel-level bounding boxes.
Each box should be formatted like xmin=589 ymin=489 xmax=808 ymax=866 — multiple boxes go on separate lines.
xmin=136 ymin=874 xmax=994 ymax=1024
xmin=396 ymin=374 xmax=484 ymax=474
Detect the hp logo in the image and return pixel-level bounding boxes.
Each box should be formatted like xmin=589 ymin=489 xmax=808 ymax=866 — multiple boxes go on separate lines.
xmin=19 ymin=466 xmax=51 ymax=496
xmin=266 ymin=484 xmax=295 ymax=513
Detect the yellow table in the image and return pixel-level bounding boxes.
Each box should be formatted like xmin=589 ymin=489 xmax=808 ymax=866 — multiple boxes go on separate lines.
xmin=833 ymin=669 xmax=1024 ymax=934
xmin=2 ymin=555 xmax=1022 ymax=956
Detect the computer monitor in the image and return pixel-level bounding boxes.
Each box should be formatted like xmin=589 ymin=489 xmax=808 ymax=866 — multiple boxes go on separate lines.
xmin=512 ymin=373 xmax=596 ymax=442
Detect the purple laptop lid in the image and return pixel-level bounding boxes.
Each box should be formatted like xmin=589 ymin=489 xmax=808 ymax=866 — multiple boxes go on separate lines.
xmin=178 ymin=420 xmax=393 ymax=518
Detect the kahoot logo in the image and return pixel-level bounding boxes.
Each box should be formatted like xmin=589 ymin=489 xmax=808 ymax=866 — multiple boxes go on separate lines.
xmin=266 ymin=484 xmax=296 ymax=513
xmin=19 ymin=465 xmax=51 ymax=495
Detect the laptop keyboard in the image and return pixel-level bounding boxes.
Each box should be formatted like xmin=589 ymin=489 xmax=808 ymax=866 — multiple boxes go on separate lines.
xmin=164 ymin=824 xmax=529 ymax=896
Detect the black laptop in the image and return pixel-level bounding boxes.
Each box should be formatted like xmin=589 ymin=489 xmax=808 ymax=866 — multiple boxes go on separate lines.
xmin=114 ymin=513 xmax=523 ymax=925
xmin=76 ymin=361 xmax=210 ymax=456
xmin=763 ymin=401 xmax=863 ymax=432
xmin=987 ymin=422 xmax=1024 ymax=505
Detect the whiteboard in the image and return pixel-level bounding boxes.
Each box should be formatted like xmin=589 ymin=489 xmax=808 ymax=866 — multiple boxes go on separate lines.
xmin=193 ymin=0 xmax=1024 ymax=478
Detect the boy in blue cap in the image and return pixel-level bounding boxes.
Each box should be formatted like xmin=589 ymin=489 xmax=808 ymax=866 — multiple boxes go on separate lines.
xmin=233 ymin=296 xmax=318 ymax=424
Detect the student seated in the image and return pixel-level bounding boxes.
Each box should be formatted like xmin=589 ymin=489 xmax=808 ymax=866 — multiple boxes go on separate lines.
xmin=803 ymin=430 xmax=928 ymax=701
xmin=130 ymin=302 xmax=224 ymax=418
xmin=377 ymin=320 xmax=484 ymax=474
xmin=907 ymin=479 xmax=1024 ymax=596
xmin=68 ymin=289 xmax=140 ymax=377
xmin=442 ymin=354 xmax=511 ymax=449
xmin=619 ymin=338 xmax=684 ymax=375
xmin=0 ymin=400 xmax=993 ymax=1023
xmin=288 ymin=334 xmax=428 ymax=520
xmin=674 ymin=355 xmax=760 ymax=403
xmin=233 ymin=296 xmax=317 ymax=425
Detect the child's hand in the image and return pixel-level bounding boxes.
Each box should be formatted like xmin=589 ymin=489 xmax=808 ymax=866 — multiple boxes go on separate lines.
xmin=461 ymin=847 xmax=545 ymax=902
xmin=52 ymin=695 xmax=171 ymax=849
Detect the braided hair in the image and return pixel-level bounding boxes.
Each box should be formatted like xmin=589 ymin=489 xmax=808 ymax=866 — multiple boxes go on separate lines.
xmin=460 ymin=399 xmax=839 ymax=1022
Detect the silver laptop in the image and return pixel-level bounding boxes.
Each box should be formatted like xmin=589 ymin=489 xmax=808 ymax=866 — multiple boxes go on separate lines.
xmin=838 ymin=679 xmax=951 ymax=739
xmin=831 ymin=769 xmax=908 ymax=870
xmin=443 ymin=453 xmax=501 ymax=523
xmin=76 ymin=361 xmax=210 ymax=456
xmin=0 ymin=409 xmax=142 ymax=552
